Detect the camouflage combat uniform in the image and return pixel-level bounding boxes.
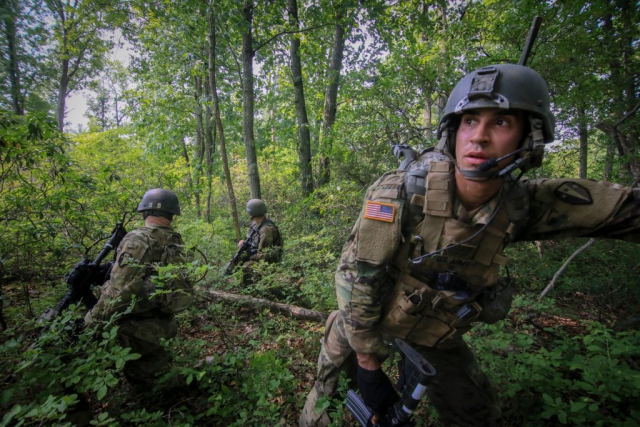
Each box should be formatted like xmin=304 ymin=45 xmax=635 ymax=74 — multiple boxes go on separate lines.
xmin=85 ymin=225 xmax=190 ymax=388
xmin=242 ymin=218 xmax=283 ymax=284
xmin=300 ymin=153 xmax=640 ymax=427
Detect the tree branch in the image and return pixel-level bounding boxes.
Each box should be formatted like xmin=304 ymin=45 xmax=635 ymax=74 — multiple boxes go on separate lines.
xmin=615 ymin=101 xmax=640 ymax=128
xmin=539 ymin=238 xmax=595 ymax=299
xmin=253 ymin=23 xmax=332 ymax=53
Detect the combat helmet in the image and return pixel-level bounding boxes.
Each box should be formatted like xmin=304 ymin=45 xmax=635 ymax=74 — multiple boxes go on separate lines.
xmin=137 ymin=188 xmax=181 ymax=216
xmin=437 ymin=63 xmax=555 ymax=179
xmin=246 ymin=199 xmax=267 ymax=217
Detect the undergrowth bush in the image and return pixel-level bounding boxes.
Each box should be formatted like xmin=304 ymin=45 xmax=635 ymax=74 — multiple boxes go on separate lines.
xmin=1 ymin=308 xmax=136 ymax=426
xmin=471 ymin=301 xmax=640 ymax=426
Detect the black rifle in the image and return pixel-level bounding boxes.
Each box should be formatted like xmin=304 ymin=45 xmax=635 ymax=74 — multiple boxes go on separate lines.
xmin=224 ymin=226 xmax=259 ymax=275
xmin=39 ymin=221 xmax=128 ymax=322
xmin=347 ymin=339 xmax=436 ymax=427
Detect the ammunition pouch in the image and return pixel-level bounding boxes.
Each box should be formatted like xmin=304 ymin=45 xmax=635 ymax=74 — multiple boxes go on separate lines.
xmin=381 ymin=273 xmax=514 ymax=347
xmin=476 ymin=277 xmax=513 ymax=324
xmin=380 ymin=273 xmax=481 ymax=348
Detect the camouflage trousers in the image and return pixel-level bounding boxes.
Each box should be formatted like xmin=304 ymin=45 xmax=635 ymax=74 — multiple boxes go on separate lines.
xmin=117 ymin=317 xmax=179 ymax=390
xmin=299 ymin=310 xmax=501 ymax=427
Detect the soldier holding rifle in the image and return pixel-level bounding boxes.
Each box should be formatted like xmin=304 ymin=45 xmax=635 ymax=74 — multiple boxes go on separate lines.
xmin=300 ymin=62 xmax=640 ymax=427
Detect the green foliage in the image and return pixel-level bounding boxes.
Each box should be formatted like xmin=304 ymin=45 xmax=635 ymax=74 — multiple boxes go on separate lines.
xmin=316 ymin=371 xmax=350 ymax=427
xmin=3 ymin=1 xmax=640 ymax=425
xmin=1 ymin=308 xmax=137 ymax=426
xmin=471 ymin=314 xmax=640 ymax=426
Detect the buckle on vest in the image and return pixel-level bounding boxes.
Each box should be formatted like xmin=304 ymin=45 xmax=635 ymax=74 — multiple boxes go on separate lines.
xmin=408 ymin=235 xmax=426 ymax=259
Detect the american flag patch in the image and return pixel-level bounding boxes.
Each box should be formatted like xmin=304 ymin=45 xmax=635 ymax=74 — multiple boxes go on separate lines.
xmin=364 ymin=201 xmax=395 ymax=222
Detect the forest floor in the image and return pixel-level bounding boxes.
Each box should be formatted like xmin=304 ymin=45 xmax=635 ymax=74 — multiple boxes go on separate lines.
xmin=1 ymin=278 xmax=638 ymax=426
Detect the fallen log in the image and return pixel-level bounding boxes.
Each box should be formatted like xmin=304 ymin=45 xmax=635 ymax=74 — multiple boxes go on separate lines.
xmin=204 ymin=289 xmax=329 ymax=323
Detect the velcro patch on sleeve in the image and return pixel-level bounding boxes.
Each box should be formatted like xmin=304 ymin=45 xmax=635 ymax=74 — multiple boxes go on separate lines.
xmin=364 ymin=201 xmax=396 ymax=223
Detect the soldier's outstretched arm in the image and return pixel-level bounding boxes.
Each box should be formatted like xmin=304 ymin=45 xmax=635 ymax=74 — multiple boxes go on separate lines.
xmin=519 ymin=178 xmax=640 ymax=243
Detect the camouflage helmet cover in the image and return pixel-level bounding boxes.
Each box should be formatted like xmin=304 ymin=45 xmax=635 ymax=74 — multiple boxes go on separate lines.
xmin=137 ymin=188 xmax=181 ymax=215
xmin=246 ymin=199 xmax=267 ymax=216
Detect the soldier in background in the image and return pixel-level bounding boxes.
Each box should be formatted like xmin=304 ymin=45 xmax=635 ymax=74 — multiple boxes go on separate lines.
xmin=237 ymin=199 xmax=283 ymax=285
xmin=300 ymin=64 xmax=640 ymax=427
xmin=85 ymin=188 xmax=192 ymax=392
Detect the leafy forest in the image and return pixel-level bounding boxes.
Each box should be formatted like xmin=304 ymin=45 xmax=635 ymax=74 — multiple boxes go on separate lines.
xmin=1 ymin=0 xmax=639 ymax=425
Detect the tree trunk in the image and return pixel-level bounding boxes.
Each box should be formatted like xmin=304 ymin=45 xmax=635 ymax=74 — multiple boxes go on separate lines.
xmin=317 ymin=13 xmax=346 ymax=187
xmin=204 ymin=75 xmax=215 ymax=223
xmin=194 ymin=75 xmax=206 ymax=219
xmin=209 ymin=8 xmax=241 ymax=240
xmin=604 ymin=142 xmax=614 ymax=181
xmin=205 ymin=290 xmax=328 ymax=323
xmin=242 ymin=0 xmax=262 ymax=199
xmin=1 ymin=0 xmax=24 ymax=115
xmin=288 ymin=0 xmax=314 ymax=196
xmin=181 ymin=137 xmax=195 ymax=200
xmin=56 ymin=58 xmax=70 ymax=131
xmin=578 ymin=108 xmax=588 ymax=179
xmin=597 ymin=8 xmax=640 ymax=182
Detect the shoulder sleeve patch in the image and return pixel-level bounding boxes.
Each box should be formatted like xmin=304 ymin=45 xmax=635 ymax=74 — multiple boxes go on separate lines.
xmin=117 ymin=236 xmax=150 ymax=267
xmin=356 ymin=199 xmax=404 ymax=265
xmin=364 ymin=201 xmax=396 ymax=222
xmin=554 ymin=182 xmax=593 ymax=205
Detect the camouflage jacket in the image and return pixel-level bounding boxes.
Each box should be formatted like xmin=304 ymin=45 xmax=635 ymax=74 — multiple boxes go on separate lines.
xmin=85 ymin=225 xmax=187 ymax=326
xmin=246 ymin=218 xmax=283 ymax=263
xmin=337 ymin=165 xmax=640 ymax=354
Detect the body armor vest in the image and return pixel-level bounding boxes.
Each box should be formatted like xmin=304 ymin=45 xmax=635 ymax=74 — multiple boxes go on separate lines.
xmin=380 ymin=159 xmax=528 ymax=348
xmin=247 ymin=218 xmax=283 ymax=263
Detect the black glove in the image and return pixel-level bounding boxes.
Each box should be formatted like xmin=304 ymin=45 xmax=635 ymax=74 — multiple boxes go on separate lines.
xmin=91 ymin=261 xmax=113 ymax=286
xmin=357 ymin=366 xmax=399 ymax=419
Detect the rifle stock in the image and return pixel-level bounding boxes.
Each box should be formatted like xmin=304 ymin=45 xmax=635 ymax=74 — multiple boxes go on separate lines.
xmin=40 ymin=222 xmax=127 ymax=322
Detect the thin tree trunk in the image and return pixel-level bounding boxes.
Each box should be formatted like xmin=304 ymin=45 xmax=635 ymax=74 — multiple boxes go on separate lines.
xmin=604 ymin=142 xmax=614 ymax=181
xmin=288 ymin=0 xmax=313 ymax=196
xmin=204 ymin=74 xmax=215 ymax=223
xmin=209 ymin=8 xmax=241 ymax=240
xmin=56 ymin=59 xmax=70 ymax=131
xmin=317 ymin=12 xmax=346 ymax=187
xmin=578 ymin=108 xmax=588 ymax=179
xmin=2 ymin=0 xmax=24 ymax=115
xmin=598 ymin=10 xmax=640 ymax=181
xmin=181 ymin=137 xmax=195 ymax=199
xmin=242 ymin=0 xmax=261 ymax=199
xmin=194 ymin=75 xmax=206 ymax=219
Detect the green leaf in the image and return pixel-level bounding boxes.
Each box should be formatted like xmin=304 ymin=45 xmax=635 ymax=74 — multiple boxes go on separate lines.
xmin=97 ymin=385 xmax=107 ymax=400
xmin=570 ymin=401 xmax=588 ymax=412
